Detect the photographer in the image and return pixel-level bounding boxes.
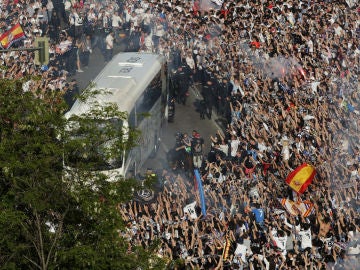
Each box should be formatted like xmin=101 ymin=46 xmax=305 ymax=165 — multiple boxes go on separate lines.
xmin=172 ymin=133 xmax=193 ymax=173
xmin=192 ymin=132 xmax=204 ymax=169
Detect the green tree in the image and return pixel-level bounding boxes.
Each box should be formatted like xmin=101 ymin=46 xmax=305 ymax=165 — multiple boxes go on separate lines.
xmin=0 ymin=79 xmax=165 ymax=269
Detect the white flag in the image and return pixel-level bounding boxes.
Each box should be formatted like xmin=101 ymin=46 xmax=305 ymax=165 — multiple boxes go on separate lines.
xmin=234 ymin=243 xmax=247 ymax=263
xmin=183 ymin=201 xmax=197 ymax=219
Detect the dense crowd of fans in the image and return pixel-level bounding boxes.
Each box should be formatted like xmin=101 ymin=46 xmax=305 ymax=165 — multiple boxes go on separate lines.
xmin=1 ymin=0 xmax=359 ymax=269
xmin=120 ymin=0 xmax=360 ymax=269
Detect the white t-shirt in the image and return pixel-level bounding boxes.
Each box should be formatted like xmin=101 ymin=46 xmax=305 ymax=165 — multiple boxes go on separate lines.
xmin=142 ymin=13 xmax=153 ymax=25
xmin=69 ymin=12 xmax=82 ymax=26
xmin=271 ymin=229 xmax=287 ymax=256
xmin=124 ymin=9 xmax=131 ymax=22
xmin=64 ymin=0 xmax=72 ymax=11
xmin=258 ymin=142 xmax=267 ymax=153
xmin=295 ymin=141 xmax=304 ymax=153
xmin=230 ymin=138 xmax=241 ymax=157
xmin=45 ymin=0 xmax=53 ymax=10
xmin=144 ymin=35 xmax=153 ymax=51
xmin=230 ymin=80 xmax=244 ymax=96
xmin=105 ymin=34 xmax=114 ymax=49
xmin=286 ymin=12 xmax=295 ymax=25
xmin=87 ymin=11 xmax=97 ymax=22
xmin=134 ymin=7 xmax=144 ymax=15
xmin=298 ymin=228 xmax=312 ymax=249
xmin=185 ymin=55 xmax=195 ymax=70
xmin=310 ymin=81 xmax=320 ymax=94
xmin=218 ymin=144 xmax=229 ymax=156
xmin=334 ymin=25 xmax=344 ymax=36
xmin=155 ymin=24 xmax=164 ymax=37
xmin=129 ymin=14 xmax=139 ymax=27
xmin=282 ymin=144 xmax=290 ymax=161
xmin=112 ymin=14 xmax=122 ymax=28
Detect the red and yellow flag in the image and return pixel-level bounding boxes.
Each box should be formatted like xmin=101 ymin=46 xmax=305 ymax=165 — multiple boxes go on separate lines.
xmin=285 ymin=163 xmax=316 ymax=194
xmin=0 ymin=23 xmax=26 ymax=49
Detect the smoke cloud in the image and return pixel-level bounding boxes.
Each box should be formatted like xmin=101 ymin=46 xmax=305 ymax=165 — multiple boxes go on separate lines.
xmin=239 ymin=42 xmax=305 ymax=80
xmin=199 ymin=0 xmax=221 ymax=12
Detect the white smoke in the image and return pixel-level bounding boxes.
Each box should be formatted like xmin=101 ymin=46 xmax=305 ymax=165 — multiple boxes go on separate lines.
xmin=238 ymin=42 xmax=305 ymax=80
xmin=199 ymin=0 xmax=221 ymax=11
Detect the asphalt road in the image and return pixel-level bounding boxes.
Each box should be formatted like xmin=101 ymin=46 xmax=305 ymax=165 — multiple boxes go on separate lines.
xmin=70 ymin=44 xmax=223 ymax=175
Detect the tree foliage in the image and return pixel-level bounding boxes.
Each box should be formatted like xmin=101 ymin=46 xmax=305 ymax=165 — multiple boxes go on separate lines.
xmin=0 ymin=79 xmax=165 ymax=269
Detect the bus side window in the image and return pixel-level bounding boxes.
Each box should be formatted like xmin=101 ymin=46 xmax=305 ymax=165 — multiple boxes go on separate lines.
xmin=144 ymin=74 xmax=161 ymax=110
xmin=135 ymin=72 xmax=162 ymax=125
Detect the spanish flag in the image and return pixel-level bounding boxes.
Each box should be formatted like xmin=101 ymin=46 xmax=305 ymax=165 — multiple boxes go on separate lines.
xmin=285 ymin=163 xmax=316 ymax=194
xmin=0 ymin=23 xmax=26 ymax=49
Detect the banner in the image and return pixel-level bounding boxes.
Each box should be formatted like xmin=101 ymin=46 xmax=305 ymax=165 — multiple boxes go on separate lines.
xmin=285 ymin=163 xmax=316 ymax=194
xmin=194 ymin=169 xmax=206 ymax=217
xmin=222 ymin=237 xmax=232 ymax=261
xmin=183 ymin=201 xmax=197 ymax=219
xmin=278 ymin=198 xmax=315 ymax=217
xmin=0 ymin=23 xmax=26 ymax=49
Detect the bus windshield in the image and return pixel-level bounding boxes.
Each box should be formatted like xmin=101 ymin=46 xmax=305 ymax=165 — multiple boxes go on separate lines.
xmin=64 ymin=118 xmax=124 ymax=171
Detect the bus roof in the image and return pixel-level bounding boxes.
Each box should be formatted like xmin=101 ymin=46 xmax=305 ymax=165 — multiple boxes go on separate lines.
xmin=65 ymin=52 xmax=164 ymax=118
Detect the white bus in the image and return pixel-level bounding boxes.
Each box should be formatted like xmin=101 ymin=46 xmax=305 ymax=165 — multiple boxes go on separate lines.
xmin=64 ymin=52 xmax=168 ymax=180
